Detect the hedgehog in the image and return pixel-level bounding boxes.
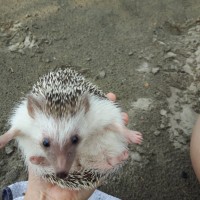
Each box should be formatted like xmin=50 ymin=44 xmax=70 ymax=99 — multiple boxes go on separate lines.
xmin=0 ymin=68 xmax=142 ymax=190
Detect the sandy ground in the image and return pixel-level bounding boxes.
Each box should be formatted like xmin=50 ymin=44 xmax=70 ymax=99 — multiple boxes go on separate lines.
xmin=1 ymin=1 xmax=200 ymax=199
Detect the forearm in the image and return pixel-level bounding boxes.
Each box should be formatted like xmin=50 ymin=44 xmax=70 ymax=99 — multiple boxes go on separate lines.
xmin=190 ymin=116 xmax=200 ymax=181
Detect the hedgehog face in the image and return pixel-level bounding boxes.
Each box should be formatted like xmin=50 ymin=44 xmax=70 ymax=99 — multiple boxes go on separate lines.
xmin=38 ymin=134 xmax=79 ymax=179
xmin=25 ymin=97 xmax=84 ymax=178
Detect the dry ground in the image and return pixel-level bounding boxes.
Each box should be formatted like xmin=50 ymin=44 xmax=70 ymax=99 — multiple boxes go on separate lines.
xmin=1 ymin=1 xmax=200 ymax=199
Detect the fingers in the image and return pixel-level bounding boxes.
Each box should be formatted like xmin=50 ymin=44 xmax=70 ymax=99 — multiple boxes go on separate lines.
xmin=0 ymin=129 xmax=21 ymax=149
xmin=106 ymin=92 xmax=116 ymax=102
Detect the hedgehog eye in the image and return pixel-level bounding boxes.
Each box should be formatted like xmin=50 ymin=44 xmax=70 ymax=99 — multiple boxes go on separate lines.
xmin=71 ymin=135 xmax=79 ymax=145
xmin=42 ymin=138 xmax=50 ymax=147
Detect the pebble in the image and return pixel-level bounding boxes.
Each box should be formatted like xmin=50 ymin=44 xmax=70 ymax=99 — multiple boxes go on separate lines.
xmin=182 ymin=64 xmax=193 ymax=75
xmin=130 ymin=152 xmax=142 ymax=162
xmin=165 ymin=52 xmax=177 ymax=59
xmin=35 ymin=48 xmax=44 ymax=54
xmin=186 ymin=57 xmax=194 ymax=64
xmin=196 ymin=55 xmax=200 ymax=63
xmin=181 ymin=171 xmax=188 ymax=179
xmin=195 ymin=46 xmax=200 ymax=56
xmin=176 ymin=135 xmax=186 ymax=144
xmin=25 ymin=14 xmax=31 ymax=18
xmin=173 ymin=59 xmax=181 ymax=66
xmin=44 ymin=58 xmax=51 ymax=63
xmin=131 ymin=98 xmax=152 ymax=111
xmin=144 ymin=82 xmax=150 ymax=88
xmin=158 ymin=41 xmax=166 ymax=46
xmin=137 ymin=62 xmax=150 ymax=73
xmin=86 ymin=57 xmax=92 ymax=61
xmin=8 ymin=42 xmax=20 ymax=52
xmin=99 ymin=70 xmax=106 ymax=78
xmin=173 ymin=141 xmax=182 ymax=149
xmin=0 ymin=160 xmax=5 ymax=166
xmin=151 ymin=67 xmax=160 ymax=74
xmin=160 ymin=124 xmax=165 ymax=129
xmin=9 ymin=67 xmax=14 ymax=73
xmin=154 ymin=130 xmax=161 ymax=136
xmin=188 ymin=83 xmax=198 ymax=93
xmin=5 ymin=146 xmax=14 ymax=155
xmin=160 ymin=109 xmax=167 ymax=116
xmin=136 ymin=146 xmax=145 ymax=154
xmin=128 ymin=51 xmax=133 ymax=56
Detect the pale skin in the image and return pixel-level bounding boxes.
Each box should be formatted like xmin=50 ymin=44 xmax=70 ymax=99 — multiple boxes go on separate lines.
xmin=190 ymin=116 xmax=200 ymax=181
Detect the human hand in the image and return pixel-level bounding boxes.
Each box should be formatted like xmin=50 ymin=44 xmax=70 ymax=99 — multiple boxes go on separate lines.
xmin=24 ymin=93 xmax=134 ymax=200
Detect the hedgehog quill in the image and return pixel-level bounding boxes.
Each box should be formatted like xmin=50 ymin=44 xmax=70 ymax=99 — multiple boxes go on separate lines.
xmin=0 ymin=68 xmax=143 ymax=190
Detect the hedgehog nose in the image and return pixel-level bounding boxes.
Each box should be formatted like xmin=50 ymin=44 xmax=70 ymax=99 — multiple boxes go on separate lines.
xmin=56 ymin=172 xmax=68 ymax=179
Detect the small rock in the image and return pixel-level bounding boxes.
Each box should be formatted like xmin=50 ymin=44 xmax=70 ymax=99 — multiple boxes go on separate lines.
xmin=86 ymin=58 xmax=91 ymax=61
xmin=174 ymin=141 xmax=182 ymax=149
xmin=25 ymin=14 xmax=31 ymax=18
xmin=144 ymin=82 xmax=150 ymax=88
xmin=176 ymin=135 xmax=186 ymax=144
xmin=5 ymin=146 xmax=14 ymax=155
xmin=128 ymin=51 xmax=133 ymax=56
xmin=130 ymin=152 xmax=141 ymax=162
xmin=188 ymin=83 xmax=198 ymax=93
xmin=35 ymin=48 xmax=44 ymax=54
xmin=136 ymin=146 xmax=145 ymax=154
xmin=45 ymin=58 xmax=51 ymax=63
xmin=165 ymin=52 xmax=177 ymax=59
xmin=186 ymin=57 xmax=194 ymax=64
xmin=8 ymin=42 xmax=20 ymax=52
xmin=144 ymin=54 xmax=154 ymax=61
xmin=182 ymin=64 xmax=193 ymax=75
xmin=151 ymin=67 xmax=160 ymax=74
xmin=160 ymin=109 xmax=167 ymax=116
xmin=158 ymin=41 xmax=166 ymax=46
xmin=160 ymin=124 xmax=165 ymax=129
xmin=173 ymin=59 xmax=181 ymax=66
xmin=9 ymin=67 xmax=14 ymax=73
xmin=99 ymin=70 xmax=106 ymax=78
xmin=181 ymin=171 xmax=188 ymax=179
xmin=195 ymin=46 xmax=200 ymax=56
xmin=131 ymin=98 xmax=153 ymax=111
xmin=136 ymin=62 xmax=150 ymax=73
xmin=0 ymin=160 xmax=5 ymax=166
xmin=154 ymin=130 xmax=161 ymax=136
xmin=196 ymin=55 xmax=200 ymax=64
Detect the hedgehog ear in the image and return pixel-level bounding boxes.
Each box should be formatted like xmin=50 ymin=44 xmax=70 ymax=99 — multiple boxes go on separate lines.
xmin=0 ymin=129 xmax=21 ymax=149
xmin=27 ymin=94 xmax=44 ymax=118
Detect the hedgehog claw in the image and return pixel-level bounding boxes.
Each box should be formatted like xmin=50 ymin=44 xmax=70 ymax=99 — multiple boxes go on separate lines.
xmin=126 ymin=130 xmax=143 ymax=144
